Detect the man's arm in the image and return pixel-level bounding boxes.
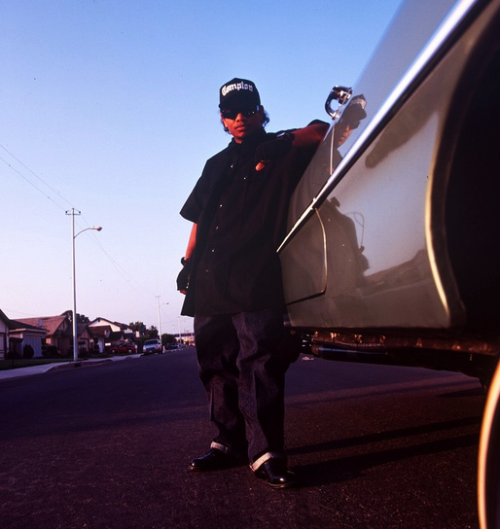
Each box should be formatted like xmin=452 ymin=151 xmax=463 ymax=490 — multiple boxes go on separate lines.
xmin=292 ymin=121 xmax=329 ymax=147
xmin=255 ymin=120 xmax=329 ymax=171
xmin=184 ymin=223 xmax=197 ymax=261
xmin=177 ymin=223 xmax=197 ymax=294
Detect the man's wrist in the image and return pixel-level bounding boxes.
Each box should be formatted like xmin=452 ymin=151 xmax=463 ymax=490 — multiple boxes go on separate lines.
xmin=275 ymin=131 xmax=294 ymax=143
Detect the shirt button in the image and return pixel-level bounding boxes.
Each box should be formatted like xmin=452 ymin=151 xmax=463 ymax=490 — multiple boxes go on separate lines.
xmin=211 ymin=248 xmax=216 ymax=253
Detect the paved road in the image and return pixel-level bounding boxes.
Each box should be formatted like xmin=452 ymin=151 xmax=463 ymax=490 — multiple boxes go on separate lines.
xmin=0 ymin=349 xmax=485 ymax=528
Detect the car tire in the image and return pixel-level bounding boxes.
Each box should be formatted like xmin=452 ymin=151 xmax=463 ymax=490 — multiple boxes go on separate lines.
xmin=478 ymin=360 xmax=500 ymax=529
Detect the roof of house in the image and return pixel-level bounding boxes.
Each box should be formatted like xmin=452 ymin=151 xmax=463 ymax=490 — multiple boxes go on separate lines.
xmin=9 ymin=319 xmax=47 ymax=335
xmin=0 ymin=308 xmax=13 ymax=328
xmin=16 ymin=315 xmax=71 ymax=337
xmin=88 ymin=324 xmax=112 ymax=336
xmin=77 ymin=322 xmax=92 ymax=336
xmin=89 ymin=317 xmax=133 ymax=333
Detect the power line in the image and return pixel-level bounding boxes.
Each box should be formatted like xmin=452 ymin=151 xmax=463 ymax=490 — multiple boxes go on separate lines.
xmin=0 ymin=143 xmax=74 ymax=211
xmin=0 ymin=142 xmax=158 ymax=301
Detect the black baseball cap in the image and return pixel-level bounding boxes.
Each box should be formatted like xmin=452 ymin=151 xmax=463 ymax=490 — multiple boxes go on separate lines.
xmin=219 ymin=78 xmax=261 ymax=109
xmin=342 ymin=94 xmax=367 ymax=121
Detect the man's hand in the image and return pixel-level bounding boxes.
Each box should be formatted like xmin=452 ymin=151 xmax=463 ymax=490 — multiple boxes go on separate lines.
xmin=254 ymin=131 xmax=294 ymax=171
xmin=176 ymin=257 xmax=192 ymax=294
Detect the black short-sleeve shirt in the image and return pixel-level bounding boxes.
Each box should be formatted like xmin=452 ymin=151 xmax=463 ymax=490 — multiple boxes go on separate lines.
xmin=180 ymin=129 xmax=318 ymax=316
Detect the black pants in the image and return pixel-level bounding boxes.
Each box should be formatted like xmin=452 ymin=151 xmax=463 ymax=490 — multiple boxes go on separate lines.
xmin=194 ymin=308 xmax=288 ymax=466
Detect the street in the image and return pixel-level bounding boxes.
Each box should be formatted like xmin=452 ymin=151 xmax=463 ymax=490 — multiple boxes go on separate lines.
xmin=0 ymin=349 xmax=485 ymax=529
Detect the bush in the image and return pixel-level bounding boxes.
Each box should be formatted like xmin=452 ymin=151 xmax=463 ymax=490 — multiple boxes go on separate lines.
xmin=23 ymin=344 xmax=35 ymax=359
xmin=42 ymin=345 xmax=60 ymax=358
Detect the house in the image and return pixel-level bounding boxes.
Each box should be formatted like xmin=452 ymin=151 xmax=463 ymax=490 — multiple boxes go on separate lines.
xmin=9 ymin=319 xmax=47 ymax=358
xmin=88 ymin=317 xmax=134 ymax=353
xmin=76 ymin=323 xmax=95 ymax=354
xmin=0 ymin=309 xmax=47 ymax=359
xmin=3 ymin=313 xmax=136 ymax=358
xmin=17 ymin=315 xmax=73 ymax=357
xmin=0 ymin=309 xmax=10 ymax=360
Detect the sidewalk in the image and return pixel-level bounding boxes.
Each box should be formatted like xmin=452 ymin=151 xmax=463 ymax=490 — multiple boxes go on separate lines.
xmin=0 ymin=354 xmax=142 ymax=381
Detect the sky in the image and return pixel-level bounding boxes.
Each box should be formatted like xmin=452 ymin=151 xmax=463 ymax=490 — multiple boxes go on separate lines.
xmin=1 ymin=0 xmax=404 ymax=336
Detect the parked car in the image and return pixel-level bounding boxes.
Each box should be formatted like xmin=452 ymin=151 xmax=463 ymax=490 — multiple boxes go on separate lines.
xmin=143 ymin=339 xmax=163 ymax=355
xmin=278 ymin=1 xmax=500 ymax=527
xmin=108 ymin=342 xmax=137 ymax=355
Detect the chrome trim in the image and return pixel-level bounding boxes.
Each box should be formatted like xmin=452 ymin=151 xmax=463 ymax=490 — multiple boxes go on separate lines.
xmin=284 ymin=209 xmax=328 ymax=306
xmin=325 ymin=85 xmax=352 ymax=119
xmin=278 ymin=0 xmax=485 ymax=254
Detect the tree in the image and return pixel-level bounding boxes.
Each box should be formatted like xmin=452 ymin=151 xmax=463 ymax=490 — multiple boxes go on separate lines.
xmin=144 ymin=326 xmax=159 ymax=340
xmin=162 ymin=333 xmax=177 ymax=346
xmin=61 ymin=310 xmax=90 ymax=324
xmin=129 ymin=321 xmax=146 ymax=335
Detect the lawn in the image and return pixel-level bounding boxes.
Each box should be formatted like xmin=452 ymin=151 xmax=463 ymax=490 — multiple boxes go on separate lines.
xmin=0 ymin=358 xmax=72 ymax=371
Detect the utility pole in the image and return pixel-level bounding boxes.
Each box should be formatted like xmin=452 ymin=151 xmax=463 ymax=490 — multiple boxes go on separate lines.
xmin=65 ymin=208 xmax=102 ymax=363
xmin=66 ymin=208 xmax=81 ymax=364
xmin=156 ymin=295 xmax=162 ymax=339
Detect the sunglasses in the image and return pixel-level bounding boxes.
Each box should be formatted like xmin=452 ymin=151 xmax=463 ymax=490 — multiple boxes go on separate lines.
xmin=339 ymin=118 xmax=361 ymax=130
xmin=221 ymin=106 xmax=260 ymax=120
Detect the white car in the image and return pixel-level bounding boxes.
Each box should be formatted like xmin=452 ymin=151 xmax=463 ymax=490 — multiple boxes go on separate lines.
xmin=142 ymin=339 xmax=163 ymax=355
xmin=279 ymin=1 xmax=500 ymax=526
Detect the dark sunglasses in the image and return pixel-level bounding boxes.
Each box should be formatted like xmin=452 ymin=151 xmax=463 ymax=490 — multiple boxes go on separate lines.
xmin=221 ymin=106 xmax=260 ymax=120
xmin=339 ymin=118 xmax=361 ymax=130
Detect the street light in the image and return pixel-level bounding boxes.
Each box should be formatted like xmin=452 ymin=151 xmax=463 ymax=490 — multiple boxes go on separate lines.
xmin=156 ymin=296 xmax=169 ymax=352
xmin=156 ymin=296 xmax=169 ymax=339
xmin=66 ymin=208 xmax=102 ymax=364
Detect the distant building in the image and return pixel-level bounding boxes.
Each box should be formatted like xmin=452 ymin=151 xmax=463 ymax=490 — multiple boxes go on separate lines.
xmin=17 ymin=315 xmax=72 ymax=357
xmin=88 ymin=317 xmax=134 ymax=353
xmin=0 ymin=309 xmax=47 ymax=359
xmin=0 ymin=309 xmax=11 ymax=360
xmin=9 ymin=319 xmax=47 ymax=358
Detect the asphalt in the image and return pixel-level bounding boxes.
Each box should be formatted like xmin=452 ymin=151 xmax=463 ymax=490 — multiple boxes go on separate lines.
xmin=0 ymin=354 xmax=142 ymax=381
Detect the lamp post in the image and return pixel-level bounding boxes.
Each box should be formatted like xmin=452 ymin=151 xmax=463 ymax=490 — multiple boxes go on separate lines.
xmin=156 ymin=296 xmax=170 ymax=338
xmin=156 ymin=295 xmax=162 ymax=339
xmin=66 ymin=208 xmax=102 ymax=364
xmin=156 ymin=296 xmax=169 ymax=352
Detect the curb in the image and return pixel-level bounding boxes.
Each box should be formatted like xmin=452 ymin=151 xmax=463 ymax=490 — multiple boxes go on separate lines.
xmin=0 ymin=354 xmax=142 ymax=381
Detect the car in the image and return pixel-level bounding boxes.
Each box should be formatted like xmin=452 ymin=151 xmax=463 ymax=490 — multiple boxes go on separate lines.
xmin=278 ymin=1 xmax=500 ymax=527
xmin=108 ymin=342 xmax=137 ymax=355
xmin=143 ymin=338 xmax=163 ymax=355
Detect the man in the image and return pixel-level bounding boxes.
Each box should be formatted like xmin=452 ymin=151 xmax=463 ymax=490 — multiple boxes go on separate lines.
xmin=332 ymin=94 xmax=367 ymax=166
xmin=177 ymin=78 xmax=327 ymax=488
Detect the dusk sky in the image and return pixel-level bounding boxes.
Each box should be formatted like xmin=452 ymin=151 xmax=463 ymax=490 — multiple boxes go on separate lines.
xmin=1 ymin=0 xmax=404 ymax=335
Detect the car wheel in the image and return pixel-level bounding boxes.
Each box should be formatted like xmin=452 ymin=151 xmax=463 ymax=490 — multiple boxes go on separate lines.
xmin=478 ymin=360 xmax=500 ymax=529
